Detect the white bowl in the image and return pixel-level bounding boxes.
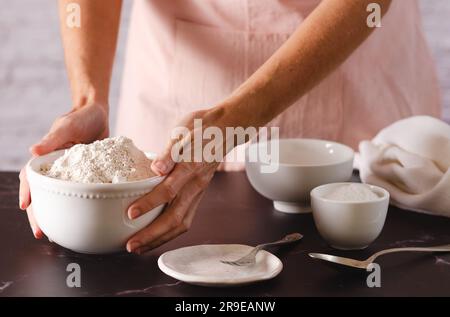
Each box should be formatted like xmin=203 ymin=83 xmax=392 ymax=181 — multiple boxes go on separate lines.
xmin=26 ymin=150 xmax=165 ymax=254
xmin=245 ymin=139 xmax=354 ymax=213
xmin=311 ymin=182 xmax=389 ymax=250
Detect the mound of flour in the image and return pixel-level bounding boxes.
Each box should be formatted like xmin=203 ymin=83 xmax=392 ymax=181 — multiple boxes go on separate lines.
xmin=43 ymin=136 xmax=155 ymax=183
xmin=324 ymin=183 xmax=379 ymax=201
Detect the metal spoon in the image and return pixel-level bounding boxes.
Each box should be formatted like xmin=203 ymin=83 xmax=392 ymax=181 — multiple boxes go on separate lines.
xmin=309 ymin=244 xmax=450 ymax=270
xmin=221 ymin=233 xmax=303 ymax=266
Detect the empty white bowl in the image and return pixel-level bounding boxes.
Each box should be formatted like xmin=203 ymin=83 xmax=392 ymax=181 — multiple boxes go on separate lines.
xmin=311 ymin=182 xmax=389 ymax=250
xmin=245 ymin=139 xmax=354 ymax=213
xmin=26 ymin=150 xmax=165 ymax=254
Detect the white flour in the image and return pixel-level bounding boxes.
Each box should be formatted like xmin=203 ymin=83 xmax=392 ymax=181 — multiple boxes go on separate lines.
xmin=42 ymin=136 xmax=155 ymax=183
xmin=324 ymin=183 xmax=379 ymax=201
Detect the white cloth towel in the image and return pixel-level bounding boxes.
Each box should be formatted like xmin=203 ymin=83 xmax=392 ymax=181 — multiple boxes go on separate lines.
xmin=358 ymin=116 xmax=450 ymax=217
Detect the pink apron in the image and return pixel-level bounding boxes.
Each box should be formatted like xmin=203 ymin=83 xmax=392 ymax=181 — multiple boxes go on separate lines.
xmin=116 ymin=0 xmax=441 ymax=171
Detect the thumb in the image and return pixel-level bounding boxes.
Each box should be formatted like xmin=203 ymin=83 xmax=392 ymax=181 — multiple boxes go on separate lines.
xmin=151 ymin=138 xmax=179 ymax=176
xmin=30 ymin=131 xmax=73 ymax=157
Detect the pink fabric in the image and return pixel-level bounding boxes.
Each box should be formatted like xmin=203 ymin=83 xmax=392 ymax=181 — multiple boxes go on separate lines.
xmin=116 ymin=0 xmax=441 ymax=171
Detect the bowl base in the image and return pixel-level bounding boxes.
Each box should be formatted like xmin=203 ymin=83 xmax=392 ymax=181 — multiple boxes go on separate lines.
xmin=273 ymin=201 xmax=311 ymax=214
xmin=67 ymin=247 xmax=126 ymax=255
xmin=330 ymin=244 xmax=369 ymax=251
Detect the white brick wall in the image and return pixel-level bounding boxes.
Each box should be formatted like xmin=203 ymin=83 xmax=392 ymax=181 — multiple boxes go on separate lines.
xmin=0 ymin=0 xmax=131 ymax=170
xmin=419 ymin=0 xmax=450 ymax=118
xmin=1 ymin=0 xmax=449 ymax=170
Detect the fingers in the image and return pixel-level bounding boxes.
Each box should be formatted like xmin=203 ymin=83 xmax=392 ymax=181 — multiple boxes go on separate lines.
xmin=126 ymin=199 xmax=184 ymax=253
xmin=29 ymin=113 xmax=78 ymax=156
xmin=30 ymin=103 xmax=109 ymax=156
xmin=127 ymin=163 xmax=196 ymax=219
xmin=127 ymin=190 xmax=204 ymax=254
xmin=131 ymin=225 xmax=186 ymax=255
xmin=26 ymin=207 xmax=43 ymax=239
xmin=18 ymin=168 xmax=31 ymax=210
xmin=133 ymin=192 xmax=204 ymax=254
xmin=18 ymin=161 xmax=44 ymax=237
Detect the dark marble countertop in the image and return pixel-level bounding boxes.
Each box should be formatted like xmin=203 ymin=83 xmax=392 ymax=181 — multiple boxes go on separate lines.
xmin=0 ymin=171 xmax=449 ymax=296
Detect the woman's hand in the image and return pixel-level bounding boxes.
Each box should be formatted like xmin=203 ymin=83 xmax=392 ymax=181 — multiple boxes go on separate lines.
xmin=125 ymin=108 xmax=236 ymax=254
xmin=18 ymin=102 xmax=109 ymax=238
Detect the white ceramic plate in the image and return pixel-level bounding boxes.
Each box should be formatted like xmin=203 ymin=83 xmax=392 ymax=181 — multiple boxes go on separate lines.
xmin=158 ymin=244 xmax=283 ymax=287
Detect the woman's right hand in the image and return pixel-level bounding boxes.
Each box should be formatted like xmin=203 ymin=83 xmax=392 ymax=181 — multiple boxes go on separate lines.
xmin=18 ymin=102 xmax=109 ymax=238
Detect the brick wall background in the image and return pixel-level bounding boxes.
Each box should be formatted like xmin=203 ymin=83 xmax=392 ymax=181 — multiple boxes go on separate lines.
xmin=1 ymin=0 xmax=449 ymax=171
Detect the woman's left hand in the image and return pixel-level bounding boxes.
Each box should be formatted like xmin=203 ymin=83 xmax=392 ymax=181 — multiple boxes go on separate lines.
xmin=125 ymin=108 xmax=229 ymax=254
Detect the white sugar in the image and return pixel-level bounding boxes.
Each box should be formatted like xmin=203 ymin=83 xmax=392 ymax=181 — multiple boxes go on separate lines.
xmin=324 ymin=183 xmax=379 ymax=202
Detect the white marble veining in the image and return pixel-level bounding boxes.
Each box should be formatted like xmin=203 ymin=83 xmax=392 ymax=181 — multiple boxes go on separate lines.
xmin=435 ymin=256 xmax=450 ymax=266
xmin=389 ymin=234 xmax=436 ymax=247
xmin=0 ymin=281 xmax=13 ymax=293
xmin=115 ymin=281 xmax=183 ymax=296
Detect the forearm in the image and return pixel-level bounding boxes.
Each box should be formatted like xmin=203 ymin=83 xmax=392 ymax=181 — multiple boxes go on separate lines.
xmin=58 ymin=0 xmax=122 ymax=108
xmin=220 ymin=0 xmax=391 ymax=128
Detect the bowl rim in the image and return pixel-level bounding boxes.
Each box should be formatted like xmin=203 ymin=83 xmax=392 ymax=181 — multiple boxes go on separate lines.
xmin=310 ymin=182 xmax=390 ymax=204
xmin=246 ymin=138 xmax=355 ymax=167
xmin=26 ymin=149 xmax=165 ymax=190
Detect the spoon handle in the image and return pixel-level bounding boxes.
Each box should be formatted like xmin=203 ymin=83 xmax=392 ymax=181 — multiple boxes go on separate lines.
xmin=369 ymin=244 xmax=450 ymax=262
xmin=255 ymin=233 xmax=303 ymax=251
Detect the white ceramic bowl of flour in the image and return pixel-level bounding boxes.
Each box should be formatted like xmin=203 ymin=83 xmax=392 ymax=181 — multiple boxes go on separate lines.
xmin=26 ymin=150 xmax=165 ymax=254
xmin=311 ymin=182 xmax=389 ymax=250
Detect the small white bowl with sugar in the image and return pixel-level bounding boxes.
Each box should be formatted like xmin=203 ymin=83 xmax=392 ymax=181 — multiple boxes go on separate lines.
xmin=311 ymin=182 xmax=389 ymax=250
